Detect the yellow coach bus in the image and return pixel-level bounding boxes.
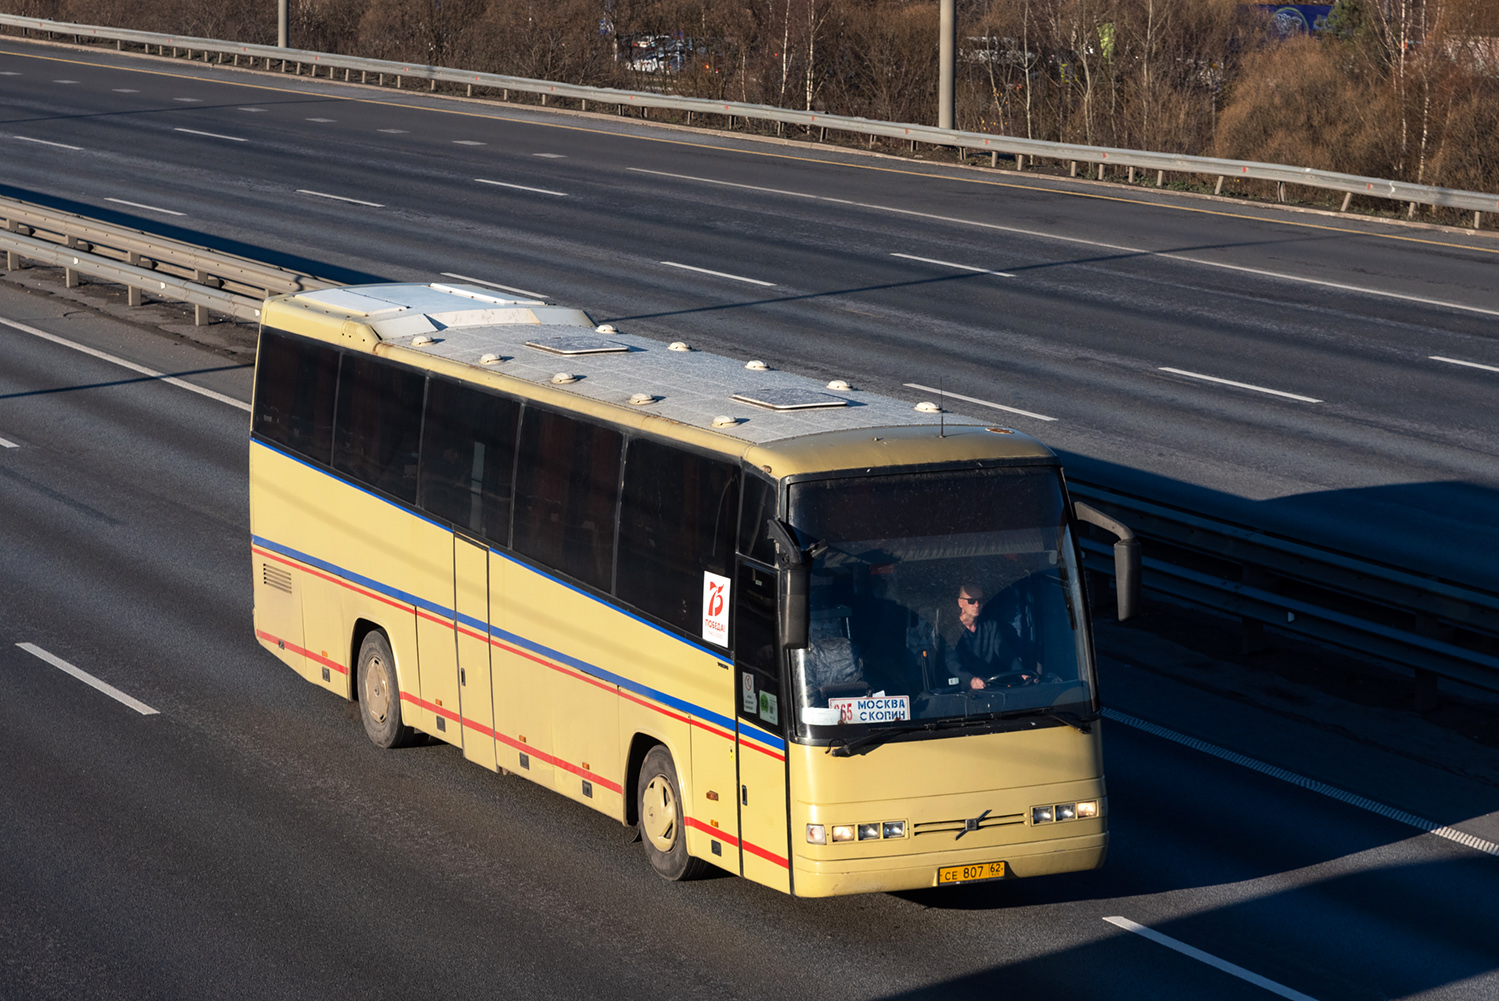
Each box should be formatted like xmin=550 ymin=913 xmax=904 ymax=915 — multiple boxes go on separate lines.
xmin=248 ymin=282 xmax=1139 ymax=896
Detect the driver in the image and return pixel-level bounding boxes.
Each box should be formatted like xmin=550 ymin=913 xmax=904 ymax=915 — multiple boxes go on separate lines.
xmin=948 ymin=583 xmax=1037 ymax=689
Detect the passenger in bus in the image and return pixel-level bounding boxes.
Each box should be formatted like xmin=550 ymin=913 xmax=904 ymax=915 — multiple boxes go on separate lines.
xmin=948 ymin=583 xmax=1038 ymax=689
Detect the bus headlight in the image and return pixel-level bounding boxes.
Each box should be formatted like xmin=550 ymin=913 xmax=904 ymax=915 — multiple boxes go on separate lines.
xmin=882 ymin=821 xmax=906 ymax=839
xmin=857 ymin=823 xmax=881 ymax=841
xmin=806 ymin=824 xmax=827 ymax=845
xmin=831 ymin=825 xmax=856 ymax=843
xmin=1075 ymin=800 xmax=1099 ymax=819
xmin=1055 ymin=802 xmax=1077 ymax=821
xmin=1031 ymin=805 xmax=1055 ymax=825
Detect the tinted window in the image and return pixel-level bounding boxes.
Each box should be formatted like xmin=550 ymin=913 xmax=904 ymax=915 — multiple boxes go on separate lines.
xmin=512 ymin=409 xmax=622 ymax=590
xmin=616 ymin=438 xmax=739 ymax=633
xmin=738 ymin=473 xmax=778 ymax=564
xmin=418 ymin=378 xmax=520 ymax=544
xmin=332 ymin=354 xmax=425 ymax=503
xmin=253 ymin=328 xmax=339 ymax=463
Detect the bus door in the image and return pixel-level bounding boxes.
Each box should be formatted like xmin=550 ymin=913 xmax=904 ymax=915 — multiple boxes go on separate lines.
xmin=734 ymin=560 xmax=792 ymax=892
xmin=454 ymin=535 xmax=496 ymax=771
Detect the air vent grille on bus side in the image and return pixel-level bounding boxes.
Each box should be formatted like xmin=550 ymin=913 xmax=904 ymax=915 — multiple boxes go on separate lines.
xmin=262 ymin=563 xmax=293 ymax=594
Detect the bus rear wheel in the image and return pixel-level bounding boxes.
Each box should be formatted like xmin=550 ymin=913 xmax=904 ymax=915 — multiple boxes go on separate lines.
xmin=357 ymin=630 xmax=416 ymax=749
xmin=637 ymin=746 xmax=711 ymax=881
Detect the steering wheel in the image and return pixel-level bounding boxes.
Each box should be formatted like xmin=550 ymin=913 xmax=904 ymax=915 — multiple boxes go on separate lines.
xmin=981 ymin=670 xmax=1041 ymax=688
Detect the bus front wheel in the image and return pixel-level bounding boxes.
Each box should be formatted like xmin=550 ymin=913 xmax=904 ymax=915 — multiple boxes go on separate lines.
xmin=357 ymin=631 xmax=416 ymax=749
xmin=637 ymin=746 xmax=710 ymax=881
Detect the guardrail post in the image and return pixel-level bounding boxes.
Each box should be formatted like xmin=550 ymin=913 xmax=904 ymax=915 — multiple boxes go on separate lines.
xmin=1408 ymin=201 xmax=1417 ymax=218
xmin=5 ymin=250 xmax=18 ymax=270
xmin=1070 ymin=161 xmax=1078 ymax=177
xmin=1340 ymin=192 xmax=1352 ymax=212
xmin=1215 ymin=176 xmax=1224 ymax=195
xmin=1240 ymin=566 xmax=1277 ymax=654
xmin=65 ymin=266 xmax=80 ymax=288
xmin=1156 ymin=169 xmax=1165 ymax=187
xmin=1475 ymin=212 xmax=1482 ymax=229
xmin=1128 ymin=166 xmax=1136 ymax=183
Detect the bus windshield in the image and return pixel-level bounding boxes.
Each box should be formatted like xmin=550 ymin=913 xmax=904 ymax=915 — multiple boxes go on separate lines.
xmin=786 ymin=466 xmax=1094 ymax=734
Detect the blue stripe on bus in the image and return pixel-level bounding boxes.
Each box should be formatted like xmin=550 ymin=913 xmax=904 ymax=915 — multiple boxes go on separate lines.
xmin=738 ymin=720 xmax=787 ymax=752
xmin=252 ymin=533 xmax=743 ymax=738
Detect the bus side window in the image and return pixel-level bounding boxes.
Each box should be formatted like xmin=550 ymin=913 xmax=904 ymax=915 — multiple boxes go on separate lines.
xmin=253 ymin=329 xmax=340 ymax=464
xmin=616 ymin=437 xmax=739 ymax=635
xmin=331 ymin=355 xmax=425 ymax=503
xmin=738 ymin=473 xmax=777 ymax=566
xmin=512 ymin=408 xmax=622 ymax=591
xmin=417 ymin=378 xmax=520 ymax=544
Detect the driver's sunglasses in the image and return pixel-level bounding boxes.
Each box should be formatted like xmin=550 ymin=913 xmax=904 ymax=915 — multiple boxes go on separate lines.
xmin=959 ymin=596 xmax=981 ymax=604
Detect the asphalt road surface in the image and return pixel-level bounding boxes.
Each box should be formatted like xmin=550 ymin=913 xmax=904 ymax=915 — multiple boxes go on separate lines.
xmin=1 ymin=39 xmax=1498 ymax=593
xmin=2 ymin=37 xmax=1498 ymax=1001
xmin=2 ymin=200 xmax=1498 ymax=1001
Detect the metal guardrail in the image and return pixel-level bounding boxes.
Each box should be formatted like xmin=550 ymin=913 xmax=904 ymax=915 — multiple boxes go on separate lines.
xmin=3 ymin=14 xmax=1497 ymax=224
xmin=1 ymin=194 xmax=333 ymax=322
xmin=1070 ymin=481 xmax=1499 ymax=696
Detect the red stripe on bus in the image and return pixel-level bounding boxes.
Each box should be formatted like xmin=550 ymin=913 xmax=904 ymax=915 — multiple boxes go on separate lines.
xmin=398 ymin=692 xmax=624 ymax=794
xmin=741 ymin=739 xmax=786 ymax=762
xmin=253 ymin=546 xmax=410 ymax=615
xmin=256 ymin=629 xmax=348 ymax=674
xmin=684 ymin=816 xmax=788 ymax=868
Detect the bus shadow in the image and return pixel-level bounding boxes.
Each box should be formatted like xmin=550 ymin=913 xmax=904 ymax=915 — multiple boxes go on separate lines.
xmin=877 ymin=856 xmax=1499 ymax=1000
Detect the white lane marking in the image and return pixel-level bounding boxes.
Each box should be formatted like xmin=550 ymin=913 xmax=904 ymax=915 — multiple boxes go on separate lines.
xmin=172 ymin=97 xmax=202 ymax=103
xmin=0 ymin=72 xmax=20 ymax=76
xmin=473 ymin=178 xmax=568 ymax=197
xmin=1158 ymin=367 xmax=1322 ymax=403
xmin=53 ymin=79 xmax=79 ymax=84
xmin=297 ymin=189 xmax=384 ymax=208
xmin=453 ymin=140 xmax=486 ymax=145
xmin=0 ymin=315 xmax=251 ymax=412
xmin=105 ymin=197 xmax=185 ymax=217
xmin=1430 ymin=355 xmax=1499 ymax=374
xmin=306 ymin=117 xmax=336 ymax=123
xmin=0 ymin=435 xmax=18 ymax=448
xmin=14 ymin=135 xmax=83 ymax=151
xmin=239 ymin=107 xmax=267 ymax=112
xmin=112 ymin=88 xmax=139 ymax=93
xmin=891 ymin=252 xmax=1015 ymax=277
xmin=173 ymin=127 xmax=246 ymax=142
xmin=626 ymin=167 xmax=1499 ymax=320
xmin=17 ymin=642 xmax=159 ymax=716
xmin=1103 ymin=708 xmax=1499 ymax=857
xmin=439 ymin=272 xmax=548 ymax=300
xmin=903 ymin=382 xmax=1057 ymax=421
xmin=660 ymin=261 xmax=776 ymax=287
xmin=1103 ymin=916 xmax=1320 ymax=1001
xmin=378 ymin=128 xmax=408 ymax=133
xmin=534 ymin=152 xmax=566 ymax=158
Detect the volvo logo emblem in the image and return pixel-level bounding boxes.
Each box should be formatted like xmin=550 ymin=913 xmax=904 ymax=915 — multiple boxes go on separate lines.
xmin=956 ymin=809 xmax=991 ymax=840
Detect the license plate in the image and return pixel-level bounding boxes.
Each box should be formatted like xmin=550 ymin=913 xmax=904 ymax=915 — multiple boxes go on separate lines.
xmin=937 ymin=860 xmax=1007 ymax=885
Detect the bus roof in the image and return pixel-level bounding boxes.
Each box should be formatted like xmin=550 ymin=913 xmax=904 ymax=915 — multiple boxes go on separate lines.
xmin=264 ymin=282 xmax=1056 ymax=473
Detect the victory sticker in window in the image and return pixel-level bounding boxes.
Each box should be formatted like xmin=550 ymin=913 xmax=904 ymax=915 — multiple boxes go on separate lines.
xmin=702 ymin=571 xmax=730 ymax=647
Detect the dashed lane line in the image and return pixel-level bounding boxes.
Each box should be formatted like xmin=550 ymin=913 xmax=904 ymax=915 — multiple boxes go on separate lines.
xmin=13 ymin=135 xmax=82 ymax=150
xmin=17 ymin=642 xmax=159 ymax=716
xmin=439 ymin=272 xmax=548 ymax=300
xmin=0 ymin=315 xmax=251 ymax=412
xmin=474 ymin=178 xmax=567 ymax=197
xmin=105 ymin=197 xmax=185 ymax=217
xmin=1103 ymin=916 xmax=1321 ymax=1001
xmin=891 ymin=252 xmax=1015 ymax=278
xmin=173 ymin=127 xmax=245 ymax=142
xmin=659 ymin=261 xmax=776 ymax=287
xmin=296 ymin=189 xmax=383 ymax=208
xmin=902 ymin=382 xmax=1057 ymax=421
xmin=1103 ymin=708 xmax=1499 ymax=857
xmin=1430 ymin=355 xmax=1499 ymax=374
xmin=1158 ymin=367 xmax=1323 ymax=403
xmin=0 ymin=435 xmax=18 ymax=448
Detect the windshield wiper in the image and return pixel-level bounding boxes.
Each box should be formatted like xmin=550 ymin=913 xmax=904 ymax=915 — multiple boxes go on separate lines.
xmin=999 ymin=707 xmax=1100 ymax=733
xmin=827 ymin=715 xmax=995 ymax=756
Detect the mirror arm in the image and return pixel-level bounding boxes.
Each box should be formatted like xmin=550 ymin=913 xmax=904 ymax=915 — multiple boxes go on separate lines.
xmin=1073 ymin=501 xmax=1142 ymax=621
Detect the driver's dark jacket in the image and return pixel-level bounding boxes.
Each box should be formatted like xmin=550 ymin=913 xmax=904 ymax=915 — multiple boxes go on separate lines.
xmin=947 ymin=619 xmax=1015 ymax=681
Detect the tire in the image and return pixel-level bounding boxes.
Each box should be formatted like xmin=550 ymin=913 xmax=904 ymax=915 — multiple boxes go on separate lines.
xmin=637 ymin=746 xmax=711 ymax=881
xmin=357 ymin=630 xmax=416 ymax=749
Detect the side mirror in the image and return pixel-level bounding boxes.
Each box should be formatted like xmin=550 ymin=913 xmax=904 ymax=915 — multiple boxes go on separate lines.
xmin=1073 ymin=502 xmax=1141 ymax=621
xmin=766 ymin=519 xmax=811 ymax=649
